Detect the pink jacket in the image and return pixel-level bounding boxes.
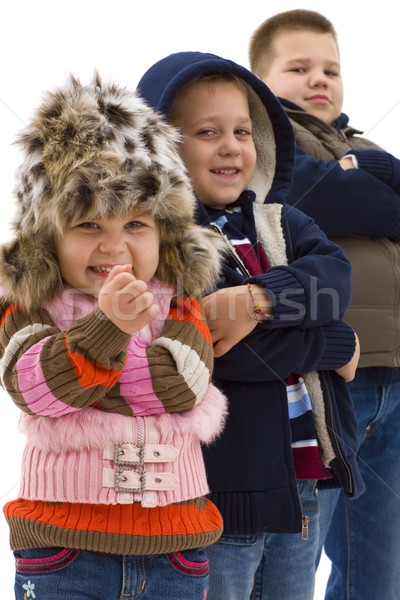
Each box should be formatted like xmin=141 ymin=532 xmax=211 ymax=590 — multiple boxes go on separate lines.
xmin=4 ymin=280 xmax=227 ymax=508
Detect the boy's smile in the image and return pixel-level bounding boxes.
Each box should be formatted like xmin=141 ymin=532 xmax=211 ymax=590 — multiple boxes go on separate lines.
xmin=171 ymin=80 xmax=257 ymax=209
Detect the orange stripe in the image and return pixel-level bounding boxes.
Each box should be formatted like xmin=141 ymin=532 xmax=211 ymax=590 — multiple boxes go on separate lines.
xmin=0 ymin=303 xmax=19 ymax=327
xmin=63 ymin=334 xmax=122 ymax=388
xmin=168 ymin=297 xmax=212 ymax=345
xmin=4 ymin=499 xmax=222 ymax=537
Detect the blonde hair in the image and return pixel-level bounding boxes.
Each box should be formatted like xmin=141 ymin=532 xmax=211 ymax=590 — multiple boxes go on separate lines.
xmin=249 ymin=9 xmax=338 ymax=77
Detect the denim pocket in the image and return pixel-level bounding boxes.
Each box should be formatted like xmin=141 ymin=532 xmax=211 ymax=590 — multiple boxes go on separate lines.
xmin=15 ymin=548 xmax=80 ymax=574
xmin=217 ymin=533 xmax=259 ymax=546
xmin=166 ymin=548 xmax=209 ymax=576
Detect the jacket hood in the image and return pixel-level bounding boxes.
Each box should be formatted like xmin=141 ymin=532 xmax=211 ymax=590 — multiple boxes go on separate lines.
xmin=137 ymin=51 xmax=295 ymax=206
xmin=0 ymin=73 xmax=224 ymax=311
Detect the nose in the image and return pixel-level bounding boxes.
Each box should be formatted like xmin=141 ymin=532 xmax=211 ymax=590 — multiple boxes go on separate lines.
xmin=98 ymin=232 xmax=126 ymax=255
xmin=309 ymin=69 xmax=328 ymax=88
xmin=219 ymin=133 xmax=241 ymax=156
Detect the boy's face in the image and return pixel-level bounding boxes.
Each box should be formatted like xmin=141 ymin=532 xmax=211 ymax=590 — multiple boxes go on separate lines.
xmin=261 ymin=30 xmax=343 ymax=125
xmin=171 ymin=81 xmax=257 ymax=209
xmin=55 ymin=211 xmax=160 ymax=296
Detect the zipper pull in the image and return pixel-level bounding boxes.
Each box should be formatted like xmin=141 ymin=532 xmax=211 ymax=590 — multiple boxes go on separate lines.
xmin=302 ymin=515 xmax=309 ymax=540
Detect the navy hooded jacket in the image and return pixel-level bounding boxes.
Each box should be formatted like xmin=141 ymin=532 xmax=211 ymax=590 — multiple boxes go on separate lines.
xmin=138 ymin=52 xmax=364 ymax=534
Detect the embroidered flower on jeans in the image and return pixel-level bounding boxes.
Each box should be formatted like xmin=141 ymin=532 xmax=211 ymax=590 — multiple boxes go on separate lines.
xmin=22 ymin=580 xmax=36 ymax=598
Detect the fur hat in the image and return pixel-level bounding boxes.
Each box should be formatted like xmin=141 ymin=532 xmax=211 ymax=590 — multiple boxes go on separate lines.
xmin=0 ymin=73 xmax=224 ymax=311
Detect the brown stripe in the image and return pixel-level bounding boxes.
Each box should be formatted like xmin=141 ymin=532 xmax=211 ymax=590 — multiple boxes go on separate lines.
xmin=0 ymin=305 xmax=58 ymax=413
xmin=7 ymin=519 xmax=222 ymax=555
xmin=147 ymin=347 xmax=196 ymax=412
xmin=160 ymin=316 xmax=213 ymax=372
xmin=95 ymin=383 xmax=133 ymax=415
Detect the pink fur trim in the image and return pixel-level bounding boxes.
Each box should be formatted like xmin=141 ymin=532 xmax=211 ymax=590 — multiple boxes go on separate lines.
xmin=155 ymin=384 xmax=228 ymax=444
xmin=19 ymin=384 xmax=227 ymax=452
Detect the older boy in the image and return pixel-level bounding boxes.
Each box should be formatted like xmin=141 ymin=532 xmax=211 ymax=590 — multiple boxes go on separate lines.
xmin=250 ymin=9 xmax=400 ymax=600
xmin=137 ymin=51 xmax=362 ymax=600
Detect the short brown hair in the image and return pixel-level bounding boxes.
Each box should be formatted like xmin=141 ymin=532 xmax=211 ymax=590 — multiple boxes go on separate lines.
xmin=249 ymin=9 xmax=338 ymax=77
xmin=170 ymin=72 xmax=249 ymax=122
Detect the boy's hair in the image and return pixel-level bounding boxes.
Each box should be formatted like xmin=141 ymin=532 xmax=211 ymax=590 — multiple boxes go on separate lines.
xmin=170 ymin=72 xmax=249 ymax=121
xmin=249 ymin=9 xmax=338 ymax=77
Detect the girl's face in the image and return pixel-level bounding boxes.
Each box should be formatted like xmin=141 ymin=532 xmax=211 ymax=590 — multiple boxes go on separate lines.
xmin=55 ymin=211 xmax=160 ymax=296
xmin=171 ymin=80 xmax=257 ymax=209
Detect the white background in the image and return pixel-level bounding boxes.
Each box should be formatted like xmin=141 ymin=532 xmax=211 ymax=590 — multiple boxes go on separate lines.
xmin=1 ymin=1 xmax=399 ymax=596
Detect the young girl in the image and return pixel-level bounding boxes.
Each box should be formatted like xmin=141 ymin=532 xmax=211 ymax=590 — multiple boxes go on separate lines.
xmin=0 ymin=74 xmax=227 ymax=600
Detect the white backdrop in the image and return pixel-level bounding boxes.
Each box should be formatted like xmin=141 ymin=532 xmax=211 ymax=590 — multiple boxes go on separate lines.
xmin=1 ymin=1 xmax=399 ymax=597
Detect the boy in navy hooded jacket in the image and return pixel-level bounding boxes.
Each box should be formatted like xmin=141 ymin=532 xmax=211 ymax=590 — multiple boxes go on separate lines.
xmin=137 ymin=52 xmax=363 ymax=600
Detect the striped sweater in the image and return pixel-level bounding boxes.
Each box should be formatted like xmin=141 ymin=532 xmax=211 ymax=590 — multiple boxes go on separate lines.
xmin=0 ymin=279 xmax=227 ymax=554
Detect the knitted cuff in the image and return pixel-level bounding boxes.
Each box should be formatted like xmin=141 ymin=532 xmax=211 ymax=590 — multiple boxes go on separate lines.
xmin=67 ymin=307 xmax=130 ymax=369
xmin=319 ymin=322 xmax=356 ymax=370
xmin=350 ymin=149 xmax=393 ymax=186
xmin=146 ymin=295 xmax=213 ymax=411
xmin=158 ymin=295 xmax=213 ymax=371
xmin=249 ymin=270 xmax=307 ymax=327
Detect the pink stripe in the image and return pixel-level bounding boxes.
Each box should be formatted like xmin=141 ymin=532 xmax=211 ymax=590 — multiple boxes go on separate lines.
xmin=16 ymin=548 xmax=80 ymax=573
xmin=167 ymin=551 xmax=209 ymax=576
xmin=119 ymin=340 xmax=165 ymax=415
xmin=16 ymin=337 xmax=80 ymax=416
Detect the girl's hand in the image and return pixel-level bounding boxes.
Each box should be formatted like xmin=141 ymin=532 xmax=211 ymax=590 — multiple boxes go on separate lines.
xmin=98 ymin=265 xmax=160 ymax=334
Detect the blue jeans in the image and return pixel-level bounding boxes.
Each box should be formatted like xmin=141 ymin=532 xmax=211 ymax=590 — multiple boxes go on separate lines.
xmin=14 ymin=547 xmax=209 ymax=600
xmin=318 ymin=380 xmax=400 ymax=600
xmin=206 ymin=480 xmax=319 ymax=600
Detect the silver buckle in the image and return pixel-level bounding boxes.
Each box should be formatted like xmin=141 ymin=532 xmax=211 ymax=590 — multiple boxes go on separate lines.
xmin=114 ymin=467 xmax=146 ymax=493
xmin=114 ymin=442 xmax=145 ymax=466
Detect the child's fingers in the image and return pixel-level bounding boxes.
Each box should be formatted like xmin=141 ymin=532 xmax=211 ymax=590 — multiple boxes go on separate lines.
xmin=104 ymin=264 xmax=133 ymax=285
xmin=103 ymin=273 xmax=147 ymax=298
xmin=118 ymin=287 xmax=154 ymax=313
xmin=148 ymin=303 xmax=161 ymax=319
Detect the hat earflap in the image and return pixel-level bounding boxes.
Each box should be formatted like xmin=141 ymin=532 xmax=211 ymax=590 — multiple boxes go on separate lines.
xmin=0 ymin=236 xmax=62 ymax=312
xmin=157 ymin=224 xmax=226 ymax=294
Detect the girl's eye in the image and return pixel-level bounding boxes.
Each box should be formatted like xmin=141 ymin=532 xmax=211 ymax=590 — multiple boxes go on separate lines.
xmin=289 ymin=67 xmax=306 ymax=73
xmin=76 ymin=221 xmax=98 ymax=229
xmin=126 ymin=220 xmax=142 ymax=230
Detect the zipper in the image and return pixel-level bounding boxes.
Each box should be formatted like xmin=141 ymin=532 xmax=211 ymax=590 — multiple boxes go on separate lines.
xmin=302 ymin=515 xmax=309 ymax=540
xmin=288 ymin=403 xmax=309 ymax=541
xmin=209 ymin=222 xmax=251 ymax=277
xmin=132 ymin=415 xmax=146 ymax=502
xmin=337 ymin=129 xmax=348 ymax=142
xmin=321 ymin=372 xmax=353 ymax=496
xmin=212 ymin=218 xmax=313 ymax=534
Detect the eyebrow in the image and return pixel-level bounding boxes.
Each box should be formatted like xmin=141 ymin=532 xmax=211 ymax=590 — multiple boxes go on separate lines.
xmin=187 ymin=114 xmax=253 ymax=127
xmin=285 ymin=57 xmax=340 ymax=69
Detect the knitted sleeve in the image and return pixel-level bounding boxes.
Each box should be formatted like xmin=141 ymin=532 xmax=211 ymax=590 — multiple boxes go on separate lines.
xmin=0 ymin=294 xmax=214 ymax=417
xmin=100 ymin=295 xmax=214 ymax=415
